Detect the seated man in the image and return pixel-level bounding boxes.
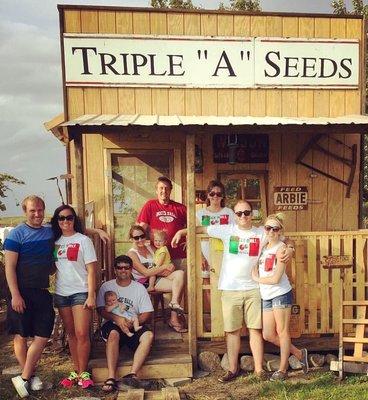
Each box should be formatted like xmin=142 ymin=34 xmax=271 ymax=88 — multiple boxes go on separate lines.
xmin=97 ymin=255 xmax=154 ymax=392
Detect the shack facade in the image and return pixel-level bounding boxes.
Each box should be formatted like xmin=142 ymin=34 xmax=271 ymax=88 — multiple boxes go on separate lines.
xmin=47 ymin=4 xmax=368 ymax=378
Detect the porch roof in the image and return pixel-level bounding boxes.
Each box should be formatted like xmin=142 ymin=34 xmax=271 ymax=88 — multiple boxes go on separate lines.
xmin=61 ymin=113 xmax=368 ymax=128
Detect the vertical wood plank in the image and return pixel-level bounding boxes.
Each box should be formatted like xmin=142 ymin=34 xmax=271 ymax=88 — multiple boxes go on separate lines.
xmin=343 ymin=235 xmax=353 ymax=328
xmin=74 ymin=132 xmax=86 ymax=229
xmin=319 ymin=236 xmax=330 ymax=332
xmin=295 ymin=239 xmax=306 ymax=334
xmin=150 ymin=12 xmax=167 ymax=34
xmin=233 ymin=91 xmax=250 ymax=116
xmin=118 ymin=89 xmax=136 ymax=114
xmin=81 ymin=10 xmax=98 ymax=33
xmin=266 ymin=16 xmax=282 ymax=36
xmin=233 ymin=15 xmax=250 ymax=36
xmin=355 ymin=237 xmax=365 ymax=300
xmin=250 ymin=90 xmax=266 ymax=116
xmin=84 ymin=88 xmax=102 ymax=114
xmin=217 ymin=14 xmax=233 ymax=36
xmin=268 ymin=133 xmax=282 ymax=213
xmin=184 ymin=13 xmax=200 ymax=35
xmin=169 ymin=89 xmax=185 ymax=115
xmin=217 ymin=90 xmax=233 ymax=116
xmin=64 ymin=10 xmax=81 ymax=33
xmin=185 ymin=90 xmax=201 ymax=115
xmin=195 ymin=235 xmax=204 ymax=337
xmin=209 ymin=240 xmax=224 ymax=338
xmin=152 ymin=89 xmax=169 ymax=115
xmin=307 ymin=238 xmax=317 ymax=333
xmin=116 ymin=11 xmax=133 ymax=33
xmin=331 ymin=236 xmax=341 ymax=332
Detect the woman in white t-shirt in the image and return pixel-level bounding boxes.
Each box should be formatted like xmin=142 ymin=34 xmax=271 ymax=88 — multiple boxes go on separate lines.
xmin=252 ymin=213 xmax=308 ymax=381
xmin=51 ymin=205 xmax=97 ymax=389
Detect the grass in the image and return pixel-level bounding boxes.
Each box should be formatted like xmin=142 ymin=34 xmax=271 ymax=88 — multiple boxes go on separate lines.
xmin=1 ymin=331 xmax=368 ymax=400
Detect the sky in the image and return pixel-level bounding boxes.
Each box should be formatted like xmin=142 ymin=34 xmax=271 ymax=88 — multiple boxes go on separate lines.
xmin=0 ymin=0 xmax=358 ymax=216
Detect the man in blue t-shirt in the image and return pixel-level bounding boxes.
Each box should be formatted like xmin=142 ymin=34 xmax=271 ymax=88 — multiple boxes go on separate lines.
xmin=4 ymin=195 xmax=55 ymax=398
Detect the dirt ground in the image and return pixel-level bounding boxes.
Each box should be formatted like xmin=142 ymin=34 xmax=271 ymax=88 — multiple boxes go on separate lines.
xmin=1 ymin=333 xmax=368 ymax=400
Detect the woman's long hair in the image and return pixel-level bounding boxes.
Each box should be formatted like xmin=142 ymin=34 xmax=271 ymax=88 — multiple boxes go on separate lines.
xmin=51 ymin=204 xmax=83 ymax=240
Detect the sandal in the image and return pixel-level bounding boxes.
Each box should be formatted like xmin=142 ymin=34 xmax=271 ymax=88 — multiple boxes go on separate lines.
xmin=102 ymin=378 xmax=117 ymax=393
xmin=168 ymin=320 xmax=188 ymax=333
xmin=168 ymin=302 xmax=185 ymax=315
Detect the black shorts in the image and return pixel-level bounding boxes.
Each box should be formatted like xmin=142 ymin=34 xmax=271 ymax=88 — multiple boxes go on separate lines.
xmin=100 ymin=320 xmax=151 ymax=351
xmin=7 ymin=288 xmax=55 ymax=339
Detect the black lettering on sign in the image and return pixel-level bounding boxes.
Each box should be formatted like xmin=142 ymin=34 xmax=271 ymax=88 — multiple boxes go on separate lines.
xmin=72 ymin=47 xmax=97 ymax=75
xmin=264 ymin=51 xmax=280 ymax=77
xmin=213 ymin=51 xmax=236 ymax=77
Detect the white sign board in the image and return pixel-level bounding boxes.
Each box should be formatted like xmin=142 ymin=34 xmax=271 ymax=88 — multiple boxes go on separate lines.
xmin=63 ymin=34 xmax=359 ymax=89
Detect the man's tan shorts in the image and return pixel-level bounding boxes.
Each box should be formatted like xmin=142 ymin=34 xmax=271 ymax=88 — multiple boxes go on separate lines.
xmin=221 ymin=289 xmax=262 ymax=332
xmin=172 ymin=258 xmax=187 ymax=272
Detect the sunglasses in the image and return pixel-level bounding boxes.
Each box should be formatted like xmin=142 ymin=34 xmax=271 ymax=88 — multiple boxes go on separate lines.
xmin=115 ymin=264 xmax=132 ymax=270
xmin=208 ymin=191 xmax=223 ymax=197
xmin=235 ymin=210 xmax=252 ymax=217
xmin=264 ymin=225 xmax=281 ymax=232
xmin=132 ymin=234 xmax=146 ymax=241
xmin=58 ymin=215 xmax=74 ymax=221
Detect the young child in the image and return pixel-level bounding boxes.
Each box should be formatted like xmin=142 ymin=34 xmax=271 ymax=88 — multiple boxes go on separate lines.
xmin=149 ymin=230 xmax=172 ymax=292
xmin=104 ymin=291 xmax=142 ymax=337
xmin=251 ymin=213 xmax=308 ymax=381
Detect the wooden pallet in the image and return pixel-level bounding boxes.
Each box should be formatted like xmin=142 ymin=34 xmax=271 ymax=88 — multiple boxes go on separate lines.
xmin=117 ymin=387 xmax=181 ymax=400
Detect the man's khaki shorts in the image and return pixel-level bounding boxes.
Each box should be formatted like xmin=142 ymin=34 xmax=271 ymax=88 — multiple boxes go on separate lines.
xmin=172 ymin=258 xmax=187 ymax=272
xmin=221 ymin=289 xmax=262 ymax=332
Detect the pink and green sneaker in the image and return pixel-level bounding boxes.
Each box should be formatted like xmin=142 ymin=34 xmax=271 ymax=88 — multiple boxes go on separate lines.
xmin=78 ymin=371 xmax=94 ymax=389
xmin=60 ymin=371 xmax=78 ymax=388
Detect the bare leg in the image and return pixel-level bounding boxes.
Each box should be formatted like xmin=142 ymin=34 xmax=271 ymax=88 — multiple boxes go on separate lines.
xmin=106 ymin=330 xmax=120 ymax=380
xmin=147 ymin=276 xmax=156 ymax=292
xmin=273 ymin=308 xmax=291 ymax=372
xmin=14 ymin=335 xmax=27 ymax=369
xmin=21 ymin=336 xmax=49 ymax=380
xmin=59 ymin=307 xmax=78 ymax=371
xmin=248 ymin=328 xmax=264 ymax=373
xmin=131 ymin=331 xmax=153 ymax=375
xmin=226 ymin=329 xmax=241 ymax=373
xmin=71 ymin=305 xmax=92 ymax=373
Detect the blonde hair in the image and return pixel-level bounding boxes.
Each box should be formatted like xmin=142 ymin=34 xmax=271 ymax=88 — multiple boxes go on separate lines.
xmin=265 ymin=213 xmax=285 ymax=230
xmin=153 ymin=230 xmax=168 ymax=241
xmin=21 ymin=195 xmax=45 ymax=212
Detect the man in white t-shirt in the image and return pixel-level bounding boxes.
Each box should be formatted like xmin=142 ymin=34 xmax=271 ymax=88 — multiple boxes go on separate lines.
xmin=97 ymin=255 xmax=154 ymax=392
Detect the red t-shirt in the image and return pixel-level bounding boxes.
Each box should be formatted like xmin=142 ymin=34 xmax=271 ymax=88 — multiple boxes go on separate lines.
xmin=137 ymin=199 xmax=187 ymax=259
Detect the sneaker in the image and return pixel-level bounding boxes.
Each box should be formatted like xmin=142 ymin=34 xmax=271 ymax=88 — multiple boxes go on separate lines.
xmin=11 ymin=376 xmax=30 ymax=398
xmin=60 ymin=371 xmax=78 ymax=388
xmin=300 ymin=348 xmax=309 ymax=374
xmin=78 ymin=371 xmax=94 ymax=388
xmin=270 ymin=370 xmax=288 ymax=381
xmin=218 ymin=369 xmax=240 ymax=383
xmin=254 ymin=370 xmax=268 ymax=381
xmin=30 ymin=375 xmax=43 ymax=391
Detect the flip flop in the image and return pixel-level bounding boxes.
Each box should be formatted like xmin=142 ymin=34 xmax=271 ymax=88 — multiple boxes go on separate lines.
xmin=168 ymin=302 xmax=185 ymax=316
xmin=102 ymin=378 xmax=117 ymax=392
xmin=168 ymin=320 xmax=188 ymax=333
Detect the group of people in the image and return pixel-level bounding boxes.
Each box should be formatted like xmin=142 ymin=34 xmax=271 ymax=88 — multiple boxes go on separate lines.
xmin=4 ymin=176 xmax=308 ymax=398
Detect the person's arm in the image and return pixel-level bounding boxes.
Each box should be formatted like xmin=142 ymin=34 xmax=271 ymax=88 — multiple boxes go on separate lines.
xmin=252 ymin=248 xmax=286 ymax=285
xmin=279 ymin=238 xmax=295 ymax=263
xmin=85 ymin=228 xmax=110 ymax=244
xmin=97 ymin=307 xmax=133 ymax=330
xmin=171 ymin=226 xmax=207 ymax=248
xmin=4 ymin=250 xmax=25 ymax=313
xmin=127 ymin=250 xmax=169 ymax=277
xmin=84 ymin=261 xmax=97 ymax=309
xmin=154 ymin=251 xmax=166 ymax=267
xmin=105 ymin=304 xmax=115 ymax=313
xmin=137 ymin=311 xmax=152 ymax=325
xmin=138 ymin=222 xmax=149 ymax=231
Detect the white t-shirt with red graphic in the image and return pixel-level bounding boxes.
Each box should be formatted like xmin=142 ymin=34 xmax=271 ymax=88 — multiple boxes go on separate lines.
xmin=258 ymin=241 xmax=292 ymax=300
xmin=196 ymin=207 xmax=235 ymax=263
xmin=54 ymin=232 xmax=97 ymax=296
xmin=207 ymin=224 xmax=267 ymax=291
xmin=137 ymin=199 xmax=187 ymax=259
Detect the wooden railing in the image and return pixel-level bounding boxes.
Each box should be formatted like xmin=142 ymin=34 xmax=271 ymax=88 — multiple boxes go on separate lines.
xmin=195 ymin=231 xmax=368 ymax=339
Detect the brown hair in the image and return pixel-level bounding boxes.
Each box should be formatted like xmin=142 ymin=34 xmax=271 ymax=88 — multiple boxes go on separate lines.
xmin=128 ymin=224 xmax=146 ymax=239
xmin=205 ymin=180 xmax=226 ymax=207
xmin=21 ymin=195 xmax=45 ymax=212
xmin=104 ymin=291 xmax=117 ymax=301
xmin=156 ymin=176 xmax=173 ymax=189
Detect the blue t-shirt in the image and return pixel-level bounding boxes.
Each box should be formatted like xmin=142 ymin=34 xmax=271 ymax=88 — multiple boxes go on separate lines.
xmin=4 ymin=223 xmax=54 ymax=289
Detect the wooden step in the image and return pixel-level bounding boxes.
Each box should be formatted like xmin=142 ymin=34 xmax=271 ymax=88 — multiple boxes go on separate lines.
xmin=117 ymin=387 xmax=181 ymax=400
xmin=90 ymin=353 xmax=193 ymax=384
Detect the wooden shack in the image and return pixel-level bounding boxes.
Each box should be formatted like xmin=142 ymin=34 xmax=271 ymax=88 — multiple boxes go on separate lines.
xmin=46 ymin=4 xmax=368 ymax=379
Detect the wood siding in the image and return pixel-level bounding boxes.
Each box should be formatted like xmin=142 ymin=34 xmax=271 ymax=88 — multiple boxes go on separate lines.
xmin=62 ymin=8 xmax=363 ymax=232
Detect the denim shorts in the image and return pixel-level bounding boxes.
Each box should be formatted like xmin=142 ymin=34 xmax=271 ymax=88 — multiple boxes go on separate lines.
xmin=262 ymin=290 xmax=293 ymax=311
xmin=54 ymin=292 xmax=88 ymax=308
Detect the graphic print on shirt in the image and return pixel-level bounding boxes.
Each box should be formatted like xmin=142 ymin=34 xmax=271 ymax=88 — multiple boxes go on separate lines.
xmin=55 ymin=243 xmax=80 ymax=262
xmin=201 ymin=214 xmax=230 ymax=226
xmin=229 ymin=236 xmax=260 ymax=256
xmin=156 ymin=210 xmax=177 ymax=223
xmin=264 ymin=253 xmax=276 ymax=271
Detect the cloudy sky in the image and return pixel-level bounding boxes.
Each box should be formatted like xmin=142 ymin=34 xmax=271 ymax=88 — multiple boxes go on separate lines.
xmin=0 ymin=0 xmax=356 ymax=216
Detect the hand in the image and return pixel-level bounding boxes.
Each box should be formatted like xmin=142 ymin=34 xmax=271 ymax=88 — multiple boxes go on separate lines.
xmin=12 ymin=294 xmax=26 ymax=314
xmin=84 ymin=295 xmax=96 ymax=309
xmin=171 ymin=231 xmax=182 ymax=248
xmin=96 ymin=229 xmax=110 ymax=244
xmin=158 ymin=264 xmax=175 ymax=277
xmin=280 ymin=247 xmax=293 ymax=264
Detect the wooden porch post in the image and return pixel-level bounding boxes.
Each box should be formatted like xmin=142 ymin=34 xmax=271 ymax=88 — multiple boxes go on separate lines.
xmin=73 ymin=131 xmax=86 ymax=230
xmin=186 ymin=132 xmax=197 ymax=364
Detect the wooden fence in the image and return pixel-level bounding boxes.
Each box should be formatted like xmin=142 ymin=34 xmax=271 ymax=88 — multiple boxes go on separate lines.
xmin=195 ymin=231 xmax=368 ymax=339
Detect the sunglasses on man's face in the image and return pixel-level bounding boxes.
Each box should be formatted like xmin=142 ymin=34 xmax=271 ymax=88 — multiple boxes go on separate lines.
xmin=132 ymin=234 xmax=146 ymax=241
xmin=115 ymin=264 xmax=132 ymax=270
xmin=235 ymin=210 xmax=252 ymax=217
xmin=58 ymin=215 xmax=74 ymax=221
xmin=264 ymin=225 xmax=281 ymax=232
xmin=208 ymin=191 xmax=223 ymax=198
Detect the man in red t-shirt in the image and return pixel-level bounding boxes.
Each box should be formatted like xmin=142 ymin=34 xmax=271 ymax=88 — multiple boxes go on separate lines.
xmin=137 ymin=176 xmax=187 ymax=270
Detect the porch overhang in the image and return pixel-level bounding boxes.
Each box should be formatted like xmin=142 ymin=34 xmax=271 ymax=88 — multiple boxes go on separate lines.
xmin=45 ymin=113 xmax=368 ymax=142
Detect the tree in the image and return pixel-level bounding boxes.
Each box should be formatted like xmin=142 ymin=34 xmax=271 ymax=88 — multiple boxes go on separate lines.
xmin=220 ymin=0 xmax=261 ymax=11
xmin=331 ymin=0 xmax=368 ymax=17
xmin=151 ymin=0 xmax=197 ymax=9
xmin=0 ymin=174 xmax=24 ymax=212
